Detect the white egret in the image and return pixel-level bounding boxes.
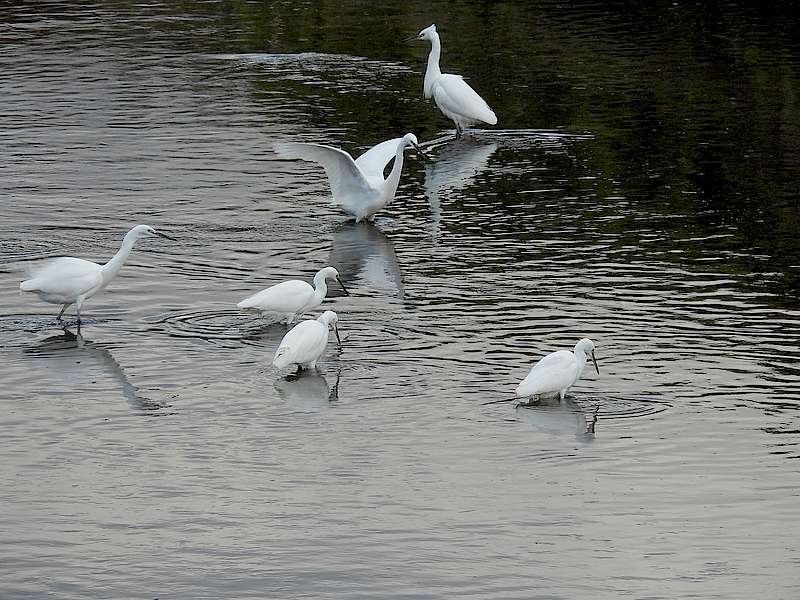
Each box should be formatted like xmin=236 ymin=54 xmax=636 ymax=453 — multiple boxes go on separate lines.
xmin=412 ymin=24 xmax=497 ymax=137
xmin=516 ymin=338 xmax=599 ymax=405
xmin=274 ymin=133 xmax=422 ymax=223
xmin=273 ymin=310 xmax=341 ymax=371
xmin=19 ymin=224 xmax=171 ymax=324
xmin=237 ymin=266 xmax=349 ymax=324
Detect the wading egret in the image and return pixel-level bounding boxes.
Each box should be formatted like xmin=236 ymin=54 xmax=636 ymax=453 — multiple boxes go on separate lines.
xmin=273 ymin=310 xmax=341 ymax=371
xmin=516 ymin=338 xmax=599 ymax=405
xmin=412 ymin=24 xmax=497 ymax=137
xmin=19 ymin=224 xmax=171 ymax=324
xmin=237 ymin=266 xmax=349 ymax=324
xmin=274 ymin=133 xmax=422 ymax=223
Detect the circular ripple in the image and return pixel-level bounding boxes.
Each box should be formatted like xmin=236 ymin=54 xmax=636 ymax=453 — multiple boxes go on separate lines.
xmin=144 ymin=308 xmax=287 ymax=345
xmin=573 ymin=394 xmax=672 ymax=419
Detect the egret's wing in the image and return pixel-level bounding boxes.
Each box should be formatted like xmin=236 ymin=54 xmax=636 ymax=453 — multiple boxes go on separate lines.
xmin=434 ymin=74 xmax=497 ymax=125
xmin=273 ymin=321 xmax=327 ymax=368
xmin=20 ymin=257 xmax=102 ymax=296
xmin=516 ymin=350 xmax=576 ymax=397
xmin=274 ymin=142 xmax=373 ymax=203
xmin=237 ymin=280 xmax=314 ymax=312
xmin=354 ymin=137 xmax=404 ymax=180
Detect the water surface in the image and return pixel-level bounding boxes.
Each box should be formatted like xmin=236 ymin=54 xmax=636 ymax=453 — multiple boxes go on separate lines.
xmin=1 ymin=2 xmax=799 ymax=599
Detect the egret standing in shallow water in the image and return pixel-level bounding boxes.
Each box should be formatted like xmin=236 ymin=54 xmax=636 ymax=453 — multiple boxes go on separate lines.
xmin=273 ymin=310 xmax=341 ymax=371
xmin=20 ymin=224 xmax=171 ymax=325
xmin=237 ymin=266 xmax=349 ymax=324
xmin=516 ymin=338 xmax=599 ymax=405
xmin=274 ymin=133 xmax=423 ymax=223
xmin=412 ymin=24 xmax=498 ymax=137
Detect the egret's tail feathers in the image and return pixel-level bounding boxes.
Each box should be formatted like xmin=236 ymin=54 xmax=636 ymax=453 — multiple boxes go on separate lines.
xmin=483 ymin=108 xmax=498 ymax=126
xmin=272 ymin=346 xmax=292 ymax=370
xmin=237 ymin=291 xmax=267 ymax=310
xmin=237 ymin=297 xmax=256 ymax=310
xmin=20 ymin=279 xmax=39 ymax=292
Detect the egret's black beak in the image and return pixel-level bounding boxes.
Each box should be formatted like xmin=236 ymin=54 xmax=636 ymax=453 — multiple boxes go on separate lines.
xmin=591 ymin=351 xmax=599 ymax=375
xmin=336 ymin=277 xmax=350 ymax=296
xmin=333 ymin=323 xmax=342 ymax=347
xmin=404 ymin=34 xmax=420 ymax=43
xmin=410 ymin=141 xmax=433 ymax=163
xmin=156 ymin=231 xmax=177 ymax=241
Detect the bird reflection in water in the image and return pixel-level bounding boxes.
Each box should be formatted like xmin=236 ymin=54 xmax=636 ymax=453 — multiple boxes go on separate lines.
xmin=274 ymin=368 xmax=341 ymax=408
xmin=515 ymin=396 xmax=599 ymax=441
xmin=329 ymin=221 xmax=404 ymax=300
xmin=25 ymin=328 xmax=166 ymax=414
xmin=423 ymin=138 xmax=497 ymax=243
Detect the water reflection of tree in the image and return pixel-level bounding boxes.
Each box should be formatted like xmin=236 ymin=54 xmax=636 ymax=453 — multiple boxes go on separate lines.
xmin=208 ymin=1 xmax=800 ymax=296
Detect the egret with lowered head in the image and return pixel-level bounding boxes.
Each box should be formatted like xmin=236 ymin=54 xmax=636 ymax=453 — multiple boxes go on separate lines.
xmin=274 ymin=133 xmax=422 ymax=223
xmin=516 ymin=338 xmax=599 ymax=405
xmin=412 ymin=23 xmax=497 ymax=137
xmin=273 ymin=310 xmax=341 ymax=372
xmin=237 ymin=266 xmax=348 ymax=325
xmin=20 ymin=224 xmax=171 ymax=325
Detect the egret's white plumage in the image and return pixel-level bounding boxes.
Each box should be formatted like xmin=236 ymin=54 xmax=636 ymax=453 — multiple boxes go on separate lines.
xmin=415 ymin=24 xmax=497 ymax=136
xmin=273 ymin=310 xmax=341 ymax=371
xmin=274 ymin=133 xmax=421 ymax=222
xmin=237 ymin=266 xmax=348 ymax=324
xmin=20 ymin=224 xmax=167 ymax=324
xmin=516 ymin=338 xmax=599 ymax=404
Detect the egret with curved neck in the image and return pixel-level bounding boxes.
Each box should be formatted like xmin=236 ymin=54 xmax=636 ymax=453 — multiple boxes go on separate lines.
xmin=20 ymin=224 xmax=170 ymax=325
xmin=237 ymin=266 xmax=349 ymax=325
xmin=273 ymin=310 xmax=341 ymax=372
xmin=413 ymin=24 xmax=497 ymax=137
xmin=274 ymin=133 xmax=423 ymax=223
xmin=516 ymin=338 xmax=599 ymax=405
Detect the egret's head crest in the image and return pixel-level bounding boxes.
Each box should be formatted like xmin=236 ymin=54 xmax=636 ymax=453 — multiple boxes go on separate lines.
xmin=417 ymin=24 xmax=437 ymax=40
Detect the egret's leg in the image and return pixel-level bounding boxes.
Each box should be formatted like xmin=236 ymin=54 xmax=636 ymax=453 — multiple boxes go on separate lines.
xmin=559 ymin=390 xmax=566 ymax=402
xmin=75 ymin=296 xmax=88 ymax=325
xmin=57 ymin=304 xmax=69 ymax=321
xmin=455 ymin=124 xmax=462 ymax=139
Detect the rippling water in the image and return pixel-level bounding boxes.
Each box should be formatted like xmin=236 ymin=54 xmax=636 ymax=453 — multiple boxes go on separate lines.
xmin=2 ymin=2 xmax=800 ymax=599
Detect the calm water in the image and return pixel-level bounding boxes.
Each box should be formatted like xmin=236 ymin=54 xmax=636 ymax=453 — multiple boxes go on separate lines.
xmin=2 ymin=2 xmax=800 ymax=598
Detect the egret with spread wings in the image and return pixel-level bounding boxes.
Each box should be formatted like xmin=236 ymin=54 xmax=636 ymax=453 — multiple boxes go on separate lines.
xmin=274 ymin=133 xmax=422 ymax=223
